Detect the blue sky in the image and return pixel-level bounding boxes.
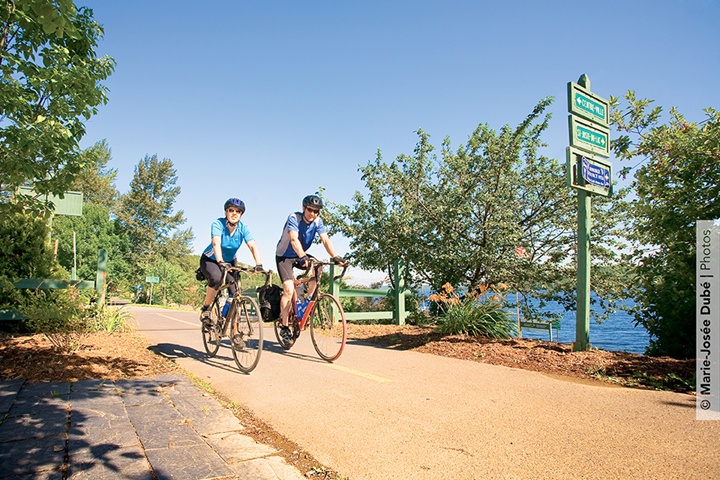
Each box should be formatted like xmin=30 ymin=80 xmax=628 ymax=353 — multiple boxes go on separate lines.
xmin=79 ymin=0 xmax=719 ymax=285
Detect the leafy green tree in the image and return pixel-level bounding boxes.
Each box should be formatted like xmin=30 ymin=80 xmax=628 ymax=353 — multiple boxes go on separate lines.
xmin=611 ymin=93 xmax=720 ymax=358
xmin=0 ymin=0 xmax=115 ymax=211
xmin=50 ymin=140 xmax=129 ymax=293
xmin=66 ymin=139 xmax=118 ymax=209
xmin=0 ymin=210 xmax=58 ymax=279
xmin=324 ymin=98 xmax=626 ymax=322
xmin=53 ymin=202 xmax=131 ymax=287
xmin=116 ymin=154 xmax=193 ymax=291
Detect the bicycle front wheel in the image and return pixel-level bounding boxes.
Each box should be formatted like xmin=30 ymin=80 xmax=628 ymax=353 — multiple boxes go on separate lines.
xmin=230 ymin=296 xmax=263 ymax=373
xmin=309 ymin=293 xmax=347 ymax=362
xmin=202 ymin=300 xmax=222 ymax=357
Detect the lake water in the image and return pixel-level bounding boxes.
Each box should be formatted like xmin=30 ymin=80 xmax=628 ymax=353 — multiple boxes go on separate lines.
xmin=516 ymin=307 xmax=650 ymax=354
xmin=415 ymin=286 xmax=651 ymax=354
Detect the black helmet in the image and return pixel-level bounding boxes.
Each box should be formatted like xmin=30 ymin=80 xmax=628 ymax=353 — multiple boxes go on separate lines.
xmin=302 ymin=194 xmax=323 ymax=210
xmin=224 ymin=198 xmax=245 ymax=213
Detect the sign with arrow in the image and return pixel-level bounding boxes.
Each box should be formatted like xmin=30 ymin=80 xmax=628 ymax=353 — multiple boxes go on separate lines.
xmin=566 ymin=147 xmax=613 ymax=197
xmin=568 ymin=115 xmax=610 ymax=157
xmin=568 ymin=82 xmax=609 ymax=127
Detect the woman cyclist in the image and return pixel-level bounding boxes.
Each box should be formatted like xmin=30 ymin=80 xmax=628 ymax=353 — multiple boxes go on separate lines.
xmin=199 ymin=198 xmax=263 ymax=326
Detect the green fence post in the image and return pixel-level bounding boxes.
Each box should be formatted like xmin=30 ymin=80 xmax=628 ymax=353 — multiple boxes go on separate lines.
xmin=95 ymin=249 xmax=107 ymax=307
xmin=329 ymin=263 xmax=341 ymax=322
xmin=393 ymin=259 xmax=406 ymax=325
xmin=329 ymin=263 xmax=340 ymax=299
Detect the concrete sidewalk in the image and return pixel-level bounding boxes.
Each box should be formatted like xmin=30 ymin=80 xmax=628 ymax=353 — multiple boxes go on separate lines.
xmin=0 ymin=374 xmax=304 ymax=480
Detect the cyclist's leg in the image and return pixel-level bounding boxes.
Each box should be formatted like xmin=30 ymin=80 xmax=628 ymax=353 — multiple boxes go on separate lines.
xmin=200 ymin=256 xmax=222 ymax=324
xmin=275 ymin=256 xmax=296 ymax=327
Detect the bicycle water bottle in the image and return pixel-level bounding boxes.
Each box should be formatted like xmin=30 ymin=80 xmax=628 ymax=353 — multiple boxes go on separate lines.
xmin=221 ymin=294 xmax=233 ymax=317
xmin=296 ymin=298 xmax=309 ymax=319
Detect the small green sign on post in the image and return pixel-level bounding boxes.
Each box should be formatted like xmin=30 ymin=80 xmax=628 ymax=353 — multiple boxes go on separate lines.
xmin=18 ymin=186 xmax=83 ymax=216
xmin=146 ymin=276 xmax=160 ymax=283
xmin=568 ymin=81 xmax=609 ymax=127
xmin=568 ymin=116 xmax=610 ymax=158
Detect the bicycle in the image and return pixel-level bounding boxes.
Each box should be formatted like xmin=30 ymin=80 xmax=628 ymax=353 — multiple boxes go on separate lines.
xmin=274 ymin=258 xmax=348 ymax=362
xmin=202 ymin=265 xmax=271 ymax=373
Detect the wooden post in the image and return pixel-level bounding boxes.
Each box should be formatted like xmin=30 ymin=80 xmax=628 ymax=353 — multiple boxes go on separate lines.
xmin=393 ymin=259 xmax=406 ymax=325
xmin=95 ymin=249 xmax=107 ymax=307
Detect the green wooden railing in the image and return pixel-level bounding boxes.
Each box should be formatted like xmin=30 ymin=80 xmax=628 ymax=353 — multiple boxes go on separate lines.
xmin=0 ymin=249 xmax=107 ymax=321
xmin=241 ymin=259 xmax=412 ymax=325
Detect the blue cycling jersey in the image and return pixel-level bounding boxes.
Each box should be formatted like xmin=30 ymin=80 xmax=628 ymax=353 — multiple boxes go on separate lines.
xmin=275 ymin=212 xmax=326 ymax=258
xmin=202 ymin=218 xmax=254 ymax=262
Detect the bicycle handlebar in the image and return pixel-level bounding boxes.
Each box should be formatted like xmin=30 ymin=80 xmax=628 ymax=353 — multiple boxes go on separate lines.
xmin=299 ymin=258 xmax=350 ymax=282
xmin=220 ymin=265 xmax=273 ymax=288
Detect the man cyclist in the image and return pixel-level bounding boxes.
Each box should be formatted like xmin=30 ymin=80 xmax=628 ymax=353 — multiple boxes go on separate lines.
xmin=199 ymin=198 xmax=263 ymax=326
xmin=275 ymin=194 xmax=345 ymax=343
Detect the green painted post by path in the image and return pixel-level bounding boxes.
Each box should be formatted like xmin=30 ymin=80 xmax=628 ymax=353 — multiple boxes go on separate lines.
xmin=96 ymin=249 xmax=107 ymax=307
xmin=566 ymin=74 xmax=613 ymax=352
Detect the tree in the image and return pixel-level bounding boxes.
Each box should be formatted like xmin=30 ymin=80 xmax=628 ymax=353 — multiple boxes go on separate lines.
xmin=116 ymin=154 xmax=193 ymax=288
xmin=611 ymin=93 xmax=720 ymax=358
xmin=324 ymin=98 xmax=626 ymax=321
xmin=0 ymin=0 xmax=115 ymax=211
xmin=66 ymin=139 xmax=118 ymax=209
xmin=52 ymin=202 xmax=131 ymax=287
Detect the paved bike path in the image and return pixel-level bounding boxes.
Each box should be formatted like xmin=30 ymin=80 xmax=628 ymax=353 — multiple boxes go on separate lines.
xmin=132 ymin=306 xmax=720 ymax=480
xmin=0 ymin=373 xmax=304 ymax=479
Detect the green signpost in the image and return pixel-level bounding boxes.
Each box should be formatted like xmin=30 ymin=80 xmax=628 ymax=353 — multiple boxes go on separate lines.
xmin=146 ymin=276 xmax=159 ymax=305
xmin=567 ymin=74 xmax=612 ymax=352
xmin=18 ymin=186 xmax=83 ymax=216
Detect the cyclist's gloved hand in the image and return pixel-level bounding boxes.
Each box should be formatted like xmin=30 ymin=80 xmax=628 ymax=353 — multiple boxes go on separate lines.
xmin=253 ymin=264 xmax=264 ymax=272
xmin=297 ymin=256 xmax=308 ymax=268
xmin=218 ymin=261 xmax=231 ymax=271
xmin=332 ymin=256 xmax=346 ymax=265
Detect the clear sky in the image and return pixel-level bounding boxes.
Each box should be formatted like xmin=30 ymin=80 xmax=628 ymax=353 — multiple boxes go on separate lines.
xmin=79 ymin=0 xmax=719 ymax=286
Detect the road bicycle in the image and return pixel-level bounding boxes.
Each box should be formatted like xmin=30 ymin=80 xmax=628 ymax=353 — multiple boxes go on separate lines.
xmin=274 ymin=258 xmax=348 ymax=362
xmin=202 ymin=265 xmax=271 ymax=373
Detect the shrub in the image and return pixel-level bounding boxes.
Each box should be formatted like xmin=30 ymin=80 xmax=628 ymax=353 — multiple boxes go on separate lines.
xmin=432 ymin=283 xmax=517 ymax=339
xmin=90 ymin=304 xmax=133 ymax=333
xmin=20 ymin=287 xmax=93 ymax=353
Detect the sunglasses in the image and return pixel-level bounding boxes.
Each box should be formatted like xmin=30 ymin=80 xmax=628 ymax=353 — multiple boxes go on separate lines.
xmin=306 ymin=207 xmax=320 ymax=214
xmin=226 ymin=208 xmax=242 ymax=214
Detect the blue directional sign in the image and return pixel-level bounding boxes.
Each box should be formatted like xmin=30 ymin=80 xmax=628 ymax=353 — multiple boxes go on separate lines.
xmin=581 ymin=156 xmax=610 ymax=188
xmin=566 ymin=147 xmax=613 ymax=197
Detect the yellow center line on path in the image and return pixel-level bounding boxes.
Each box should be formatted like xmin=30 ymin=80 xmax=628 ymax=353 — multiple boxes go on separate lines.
xmin=328 ymin=364 xmax=391 ymax=383
xmin=155 ymin=312 xmax=198 ymax=327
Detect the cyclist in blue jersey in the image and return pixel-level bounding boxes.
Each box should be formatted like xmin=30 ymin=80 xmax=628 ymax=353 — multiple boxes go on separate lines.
xmin=275 ymin=194 xmax=345 ymax=343
xmin=199 ymin=198 xmax=263 ymax=325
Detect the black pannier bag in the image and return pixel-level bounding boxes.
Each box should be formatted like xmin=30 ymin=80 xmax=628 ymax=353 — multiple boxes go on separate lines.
xmin=257 ymin=284 xmax=282 ymax=321
xmin=195 ymin=268 xmax=205 ymax=281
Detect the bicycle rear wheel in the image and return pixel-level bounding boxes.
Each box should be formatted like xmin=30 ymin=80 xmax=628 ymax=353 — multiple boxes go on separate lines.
xmin=202 ymin=300 xmax=222 ymax=357
xmin=309 ymin=293 xmax=347 ymax=362
xmin=230 ymin=296 xmax=263 ymax=373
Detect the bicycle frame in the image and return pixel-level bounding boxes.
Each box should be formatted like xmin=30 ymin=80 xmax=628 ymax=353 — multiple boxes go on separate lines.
xmin=201 ymin=264 xmax=272 ymax=373
xmin=291 ymin=259 xmax=348 ymax=329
